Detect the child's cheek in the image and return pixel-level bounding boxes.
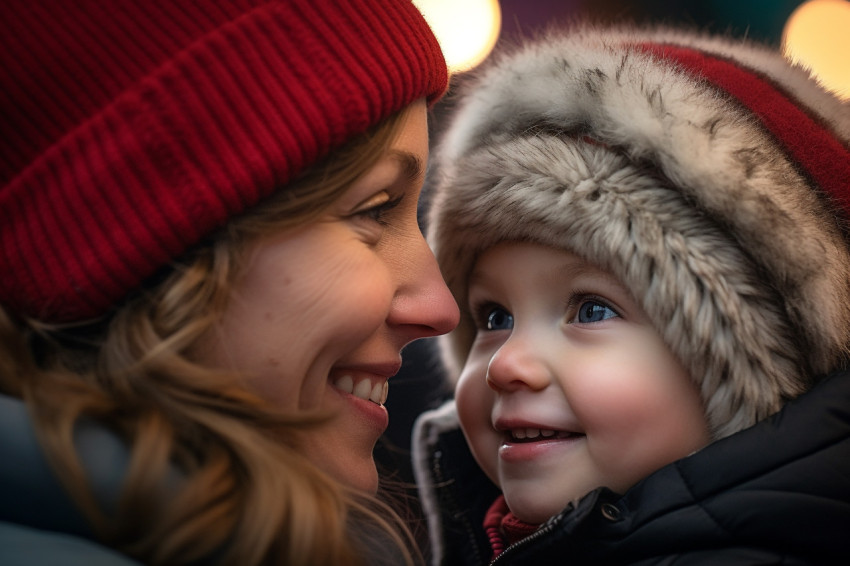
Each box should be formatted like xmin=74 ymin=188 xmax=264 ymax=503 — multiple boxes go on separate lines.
xmin=456 ymin=351 xmax=501 ymax=484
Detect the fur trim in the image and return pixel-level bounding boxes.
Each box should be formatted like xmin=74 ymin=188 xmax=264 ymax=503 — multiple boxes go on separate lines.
xmin=429 ymin=26 xmax=850 ymax=439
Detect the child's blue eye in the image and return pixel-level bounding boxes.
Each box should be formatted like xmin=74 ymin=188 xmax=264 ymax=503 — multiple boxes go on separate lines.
xmin=575 ymin=300 xmax=619 ymax=323
xmin=485 ymin=307 xmax=514 ymax=331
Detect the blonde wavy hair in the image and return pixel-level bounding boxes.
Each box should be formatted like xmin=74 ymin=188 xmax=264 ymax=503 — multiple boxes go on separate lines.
xmin=0 ymin=108 xmax=423 ymax=566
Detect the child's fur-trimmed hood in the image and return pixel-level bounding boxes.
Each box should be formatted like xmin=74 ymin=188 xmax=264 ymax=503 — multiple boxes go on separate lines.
xmin=428 ymin=26 xmax=850 ymax=439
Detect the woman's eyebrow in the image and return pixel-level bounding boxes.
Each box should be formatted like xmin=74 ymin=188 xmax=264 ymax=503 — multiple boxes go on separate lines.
xmin=388 ymin=149 xmax=424 ymax=183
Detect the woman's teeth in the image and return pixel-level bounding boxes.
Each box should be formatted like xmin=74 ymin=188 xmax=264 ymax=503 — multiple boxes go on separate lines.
xmin=333 ymin=375 xmax=389 ymax=405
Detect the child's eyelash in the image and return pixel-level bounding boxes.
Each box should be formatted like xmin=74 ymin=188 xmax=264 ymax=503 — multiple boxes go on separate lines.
xmin=567 ymin=292 xmax=605 ymax=310
xmin=470 ymin=299 xmax=517 ymax=332
xmin=470 ymin=300 xmax=499 ymax=328
xmin=566 ymin=292 xmax=621 ymax=322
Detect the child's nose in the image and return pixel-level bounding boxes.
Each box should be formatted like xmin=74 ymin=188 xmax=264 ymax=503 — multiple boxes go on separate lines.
xmin=486 ymin=337 xmax=550 ymax=392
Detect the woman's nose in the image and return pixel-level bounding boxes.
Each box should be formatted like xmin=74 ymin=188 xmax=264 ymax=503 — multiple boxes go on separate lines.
xmin=486 ymin=336 xmax=550 ymax=392
xmin=388 ymin=236 xmax=460 ymax=341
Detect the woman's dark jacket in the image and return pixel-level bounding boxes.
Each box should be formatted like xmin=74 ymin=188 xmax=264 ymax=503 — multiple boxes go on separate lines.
xmin=0 ymin=391 xmax=412 ymax=566
xmin=412 ymin=369 xmax=850 ymax=565
xmin=0 ymin=394 xmax=143 ymax=565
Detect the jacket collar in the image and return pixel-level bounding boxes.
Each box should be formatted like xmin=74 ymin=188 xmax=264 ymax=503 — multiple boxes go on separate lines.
xmin=415 ymin=370 xmax=850 ymax=564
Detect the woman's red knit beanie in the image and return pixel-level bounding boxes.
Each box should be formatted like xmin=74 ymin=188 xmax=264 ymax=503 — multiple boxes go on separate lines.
xmin=0 ymin=0 xmax=448 ymax=323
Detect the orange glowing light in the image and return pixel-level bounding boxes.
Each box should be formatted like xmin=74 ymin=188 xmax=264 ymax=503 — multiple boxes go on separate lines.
xmin=783 ymin=0 xmax=850 ymax=99
xmin=413 ymin=0 xmax=501 ymax=73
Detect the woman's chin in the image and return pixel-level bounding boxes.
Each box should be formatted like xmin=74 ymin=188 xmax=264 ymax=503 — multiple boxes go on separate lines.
xmin=330 ymin=458 xmax=380 ymax=494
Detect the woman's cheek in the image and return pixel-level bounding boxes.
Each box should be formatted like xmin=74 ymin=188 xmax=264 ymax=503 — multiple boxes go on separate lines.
xmin=337 ymin=260 xmax=394 ymax=329
xmin=307 ymin=252 xmax=394 ymax=341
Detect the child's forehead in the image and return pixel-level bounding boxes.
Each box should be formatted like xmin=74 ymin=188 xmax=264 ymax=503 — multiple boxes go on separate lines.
xmin=467 ymin=241 xmax=623 ymax=288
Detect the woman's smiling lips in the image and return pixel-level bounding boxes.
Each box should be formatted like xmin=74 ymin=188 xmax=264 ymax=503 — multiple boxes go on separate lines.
xmin=332 ymin=374 xmax=389 ymax=404
xmin=328 ymin=367 xmax=396 ymax=436
xmin=329 ymin=361 xmax=400 ymax=408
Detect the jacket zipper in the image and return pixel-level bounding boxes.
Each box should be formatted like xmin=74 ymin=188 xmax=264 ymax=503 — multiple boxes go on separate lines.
xmin=489 ymin=512 xmax=565 ymax=565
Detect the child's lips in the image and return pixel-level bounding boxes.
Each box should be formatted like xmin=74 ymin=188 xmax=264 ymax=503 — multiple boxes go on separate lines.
xmin=494 ymin=417 xmax=584 ymax=444
xmin=497 ymin=426 xmax=585 ymax=464
xmin=506 ymin=428 xmax=583 ymax=443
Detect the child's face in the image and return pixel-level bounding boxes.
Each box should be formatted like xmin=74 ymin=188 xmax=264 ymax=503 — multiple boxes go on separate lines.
xmin=456 ymin=241 xmax=710 ymax=524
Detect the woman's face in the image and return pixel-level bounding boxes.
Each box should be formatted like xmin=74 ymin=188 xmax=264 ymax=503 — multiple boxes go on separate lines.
xmin=194 ymin=99 xmax=459 ymax=493
xmin=457 ymin=242 xmax=710 ymax=523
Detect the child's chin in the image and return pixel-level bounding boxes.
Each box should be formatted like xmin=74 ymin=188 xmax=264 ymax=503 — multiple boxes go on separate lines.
xmin=503 ymin=491 xmax=569 ymax=525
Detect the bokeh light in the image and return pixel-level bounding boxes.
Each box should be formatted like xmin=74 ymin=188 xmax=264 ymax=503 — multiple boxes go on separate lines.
xmin=783 ymin=0 xmax=850 ymax=99
xmin=413 ymin=0 xmax=501 ymax=73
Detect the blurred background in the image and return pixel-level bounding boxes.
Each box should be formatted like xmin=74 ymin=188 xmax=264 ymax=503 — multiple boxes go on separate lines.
xmin=377 ymin=0 xmax=849 ymax=536
xmin=418 ymin=0 xmax=849 ymax=97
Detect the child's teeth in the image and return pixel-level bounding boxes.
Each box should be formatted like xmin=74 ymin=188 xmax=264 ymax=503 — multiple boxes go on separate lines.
xmin=335 ymin=375 xmax=354 ymax=394
xmin=354 ymin=379 xmax=372 ymax=400
xmin=512 ymin=428 xmax=557 ymax=440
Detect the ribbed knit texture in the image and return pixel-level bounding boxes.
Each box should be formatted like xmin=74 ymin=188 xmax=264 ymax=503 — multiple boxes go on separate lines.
xmin=483 ymin=495 xmax=539 ymax=561
xmin=0 ymin=0 xmax=447 ymax=322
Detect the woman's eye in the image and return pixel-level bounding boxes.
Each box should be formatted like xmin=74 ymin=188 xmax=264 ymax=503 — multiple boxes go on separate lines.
xmin=573 ymin=299 xmax=619 ymax=323
xmin=484 ymin=306 xmax=513 ymax=331
xmin=355 ymin=193 xmax=403 ymax=225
